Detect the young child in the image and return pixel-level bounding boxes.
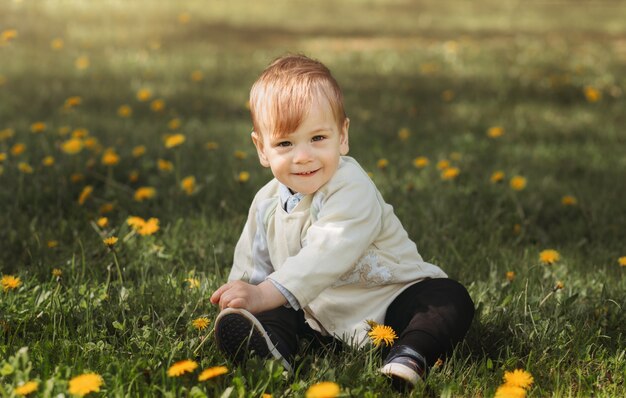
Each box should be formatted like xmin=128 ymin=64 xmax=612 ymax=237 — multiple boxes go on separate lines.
xmin=210 ymin=54 xmax=474 ymax=389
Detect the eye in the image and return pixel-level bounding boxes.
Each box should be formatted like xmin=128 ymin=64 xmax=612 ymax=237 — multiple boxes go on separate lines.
xmin=312 ymin=135 xmax=326 ymax=142
xmin=276 ymin=141 xmax=291 ymax=147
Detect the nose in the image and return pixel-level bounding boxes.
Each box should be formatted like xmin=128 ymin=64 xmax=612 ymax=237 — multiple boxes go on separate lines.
xmin=292 ymin=144 xmax=313 ymax=163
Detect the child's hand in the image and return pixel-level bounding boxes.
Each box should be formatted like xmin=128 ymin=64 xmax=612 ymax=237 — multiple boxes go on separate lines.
xmin=210 ymin=280 xmax=287 ymax=314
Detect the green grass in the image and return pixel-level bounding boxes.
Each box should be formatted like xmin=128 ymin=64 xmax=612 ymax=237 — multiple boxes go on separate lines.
xmin=1 ymin=0 xmax=625 ymax=396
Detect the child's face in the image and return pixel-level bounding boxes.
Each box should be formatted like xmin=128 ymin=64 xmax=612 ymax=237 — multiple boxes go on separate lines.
xmin=252 ymin=98 xmax=349 ymax=195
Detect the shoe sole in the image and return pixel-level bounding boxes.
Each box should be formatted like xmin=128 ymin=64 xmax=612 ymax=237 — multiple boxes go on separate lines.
xmin=380 ymin=362 xmax=420 ymax=389
xmin=215 ymin=308 xmax=292 ymax=372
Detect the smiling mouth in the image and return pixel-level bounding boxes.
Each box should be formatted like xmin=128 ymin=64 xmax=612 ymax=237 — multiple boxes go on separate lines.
xmin=294 ymin=169 xmax=320 ymax=176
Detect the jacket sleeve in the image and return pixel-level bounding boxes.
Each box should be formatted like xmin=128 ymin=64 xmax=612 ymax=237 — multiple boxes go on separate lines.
xmin=267 ymin=172 xmax=383 ymax=307
xmin=228 ymin=201 xmax=258 ymax=283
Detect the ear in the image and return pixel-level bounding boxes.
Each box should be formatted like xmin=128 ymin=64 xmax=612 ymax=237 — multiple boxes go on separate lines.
xmin=251 ymin=131 xmax=270 ymax=168
xmin=339 ymin=118 xmax=350 ymax=156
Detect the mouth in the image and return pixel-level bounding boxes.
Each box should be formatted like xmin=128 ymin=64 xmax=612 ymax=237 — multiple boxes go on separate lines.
xmin=293 ymin=168 xmax=320 ymax=176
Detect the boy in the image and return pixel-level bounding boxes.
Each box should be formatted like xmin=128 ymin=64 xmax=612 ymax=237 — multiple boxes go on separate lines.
xmin=210 ymin=54 xmax=474 ymax=389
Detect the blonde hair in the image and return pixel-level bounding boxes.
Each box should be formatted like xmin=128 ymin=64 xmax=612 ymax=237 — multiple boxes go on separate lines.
xmin=249 ymin=54 xmax=346 ymax=139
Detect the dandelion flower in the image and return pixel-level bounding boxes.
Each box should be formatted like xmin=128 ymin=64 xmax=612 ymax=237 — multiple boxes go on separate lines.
xmin=490 ymin=171 xmax=505 ymax=183
xmin=506 ymin=271 xmax=515 ymax=282
xmin=503 ymin=369 xmax=534 ymax=390
xmin=11 ymin=143 xmax=26 ymax=156
xmin=18 ymin=162 xmax=33 ymax=174
xmin=561 ymin=195 xmax=577 ymax=206
xmin=165 ymin=134 xmax=185 ymax=148
xmin=78 ymin=185 xmax=93 ymax=206
xmin=128 ymin=170 xmax=139 ymax=183
xmin=539 ymin=249 xmax=560 ymax=265
xmin=206 ymin=141 xmax=219 ymax=150
xmin=103 ymin=236 xmax=118 ymax=247
xmin=0 ymin=127 xmax=15 ymax=140
xmin=68 ymin=373 xmax=103 ymax=396
xmin=127 ymin=216 xmax=146 ymax=229
xmin=555 ymin=281 xmax=564 ymax=290
xmin=52 ymin=268 xmax=63 ymax=277
xmin=238 ymin=171 xmax=250 ymax=183
xmin=42 ymin=156 xmax=55 ymax=166
xmin=97 ymin=217 xmax=109 ymax=228
xmin=1 ymin=275 xmax=22 ymax=291
xmin=157 ymin=159 xmax=174 ymax=172
xmin=47 ymin=240 xmax=59 ymax=248
xmin=72 ymin=128 xmax=89 ymax=139
xmin=117 ymin=105 xmax=132 ymax=118
xmin=190 ymin=70 xmax=204 ymax=82
xmin=487 ymin=126 xmax=504 ymax=138
xmin=376 ymin=158 xmax=389 ymax=169
xmin=167 ymin=360 xmax=198 ymax=377
xmin=584 ymin=86 xmax=601 ymax=102
xmin=2 ymin=29 xmax=18 ymax=41
xmin=441 ymin=167 xmax=460 ymax=180
xmin=397 ymin=128 xmax=410 ymax=141
xmin=234 ymin=150 xmax=247 ymax=160
xmin=101 ymin=149 xmax=120 ymax=166
xmin=30 ymin=122 xmax=47 ymax=133
xmin=138 ymin=218 xmax=159 ymax=236
xmin=61 ymin=138 xmax=83 ymax=155
xmin=185 ymin=278 xmax=200 ymax=289
xmin=51 ymin=38 xmax=64 ymax=50
xmin=168 ymin=118 xmax=181 ymax=130
xmin=198 ymin=366 xmax=228 ymax=381
xmin=75 ymin=56 xmax=90 ymax=70
xmin=436 ymin=159 xmax=450 ymax=170
xmin=150 ymin=99 xmax=165 ymax=112
xmin=132 ymin=145 xmax=146 ymax=158
xmin=64 ymin=96 xmax=82 ymax=108
xmin=413 ymin=156 xmax=429 ymax=168
xmin=509 ymin=176 xmax=527 ymax=191
xmin=494 ymin=384 xmax=526 ymax=398
xmin=99 ymin=202 xmax=114 ymax=214
xmin=136 ymin=88 xmax=152 ymax=102
xmin=0 ymin=153 xmax=5 ymax=163
xmin=192 ymin=317 xmax=210 ymax=331
xmin=368 ymin=324 xmax=397 ymax=347
xmin=14 ymin=380 xmax=38 ymax=396
xmin=181 ymin=176 xmax=196 ymax=195
xmin=305 ymin=381 xmax=340 ymax=398
xmin=70 ymin=173 xmax=85 ymax=183
xmin=134 ymin=186 xmax=156 ymax=201
xmin=619 ymin=257 xmax=626 ymax=267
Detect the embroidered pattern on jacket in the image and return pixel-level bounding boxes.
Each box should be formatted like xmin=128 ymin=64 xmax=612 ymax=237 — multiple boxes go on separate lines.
xmin=334 ymin=251 xmax=393 ymax=287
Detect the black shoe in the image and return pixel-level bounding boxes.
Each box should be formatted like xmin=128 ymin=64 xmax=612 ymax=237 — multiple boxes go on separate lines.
xmin=380 ymin=345 xmax=427 ymax=390
xmin=214 ymin=308 xmax=292 ymax=372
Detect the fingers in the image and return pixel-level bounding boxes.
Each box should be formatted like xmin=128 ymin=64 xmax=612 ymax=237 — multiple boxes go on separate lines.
xmin=210 ymin=282 xmax=231 ymax=304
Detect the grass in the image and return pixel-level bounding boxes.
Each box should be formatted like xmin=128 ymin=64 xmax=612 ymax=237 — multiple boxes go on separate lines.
xmin=1 ymin=0 xmax=625 ymax=396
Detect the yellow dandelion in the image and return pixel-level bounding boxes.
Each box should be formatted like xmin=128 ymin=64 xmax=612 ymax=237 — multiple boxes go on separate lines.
xmin=192 ymin=317 xmax=210 ymax=331
xmin=103 ymin=236 xmax=118 ymax=247
xmin=234 ymin=150 xmax=247 ymax=159
xmin=157 ymin=159 xmax=173 ymax=172
xmin=1 ymin=275 xmax=22 ymax=291
xmin=150 ymin=99 xmax=165 ymax=112
xmin=78 ymin=185 xmax=93 ymax=206
xmin=136 ymin=88 xmax=152 ymax=102
xmin=0 ymin=127 xmax=15 ymax=140
xmin=376 ymin=158 xmax=388 ymax=169
xmin=238 ymin=171 xmax=250 ymax=183
xmin=61 ymin=138 xmax=83 ymax=155
xmin=503 ymin=369 xmax=534 ymax=390
xmin=487 ymin=126 xmax=504 ymax=138
xmin=11 ymin=143 xmax=26 ymax=156
xmin=101 ymin=149 xmax=120 ymax=166
xmin=561 ymin=195 xmax=577 ymax=206
xmin=509 ymin=176 xmax=527 ymax=191
xmin=185 ymin=278 xmax=200 ymax=289
xmin=539 ymin=249 xmax=560 ymax=265
xmin=198 ymin=366 xmax=228 ymax=381
xmin=132 ymin=145 xmax=146 ymax=158
xmin=490 ymin=171 xmax=505 ymax=183
xmin=305 ymin=381 xmax=340 ymax=398
xmin=205 ymin=141 xmax=219 ymax=150
xmin=14 ymin=380 xmax=38 ymax=396
xmin=167 ymin=360 xmax=198 ymax=377
xmin=555 ymin=281 xmax=564 ymax=290
xmin=584 ymin=86 xmax=601 ymax=102
xmin=178 ymin=13 xmax=191 ymax=24
xmin=18 ymin=162 xmax=33 ymax=174
xmin=619 ymin=256 xmax=626 ymax=267
xmin=138 ymin=218 xmax=159 ymax=236
xmin=127 ymin=216 xmax=145 ymax=229
xmin=75 ymin=56 xmax=90 ymax=70
xmin=165 ymin=134 xmax=186 ymax=149
xmin=117 ymin=105 xmax=132 ymax=118
xmin=2 ymin=29 xmax=18 ymax=41
xmin=494 ymin=384 xmax=526 ymax=398
xmin=97 ymin=217 xmax=109 ymax=228
xmin=51 ymin=38 xmax=64 ymax=50
xmin=397 ymin=128 xmax=410 ymax=141
xmin=441 ymin=89 xmax=455 ymax=101
xmin=168 ymin=118 xmax=181 ymax=130
xmin=99 ymin=202 xmax=115 ymax=214
xmin=64 ymin=96 xmax=82 ymax=108
xmin=72 ymin=128 xmax=89 ymax=139
xmin=413 ymin=156 xmax=429 ymax=168
xmin=134 ymin=186 xmax=156 ymax=201
xmin=47 ymin=240 xmax=59 ymax=248
xmin=190 ymin=70 xmax=204 ymax=82
xmin=441 ymin=167 xmax=460 ymax=180
xmin=52 ymin=268 xmax=62 ymax=277
xmin=0 ymin=153 xmax=5 ymax=162
xmin=506 ymin=271 xmax=515 ymax=282
xmin=128 ymin=170 xmax=139 ymax=183
xmin=30 ymin=122 xmax=47 ymax=133
xmin=368 ymin=324 xmax=398 ymax=347
xmin=262 ymin=394 xmax=272 ymax=398
xmin=70 ymin=173 xmax=85 ymax=183
xmin=181 ymin=176 xmax=196 ymax=195
xmin=68 ymin=373 xmax=103 ymax=397
xmin=436 ymin=159 xmax=450 ymax=170
xmin=42 ymin=156 xmax=55 ymax=166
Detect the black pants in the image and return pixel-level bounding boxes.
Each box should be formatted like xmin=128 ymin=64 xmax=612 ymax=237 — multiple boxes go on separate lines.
xmin=255 ymin=278 xmax=474 ymax=367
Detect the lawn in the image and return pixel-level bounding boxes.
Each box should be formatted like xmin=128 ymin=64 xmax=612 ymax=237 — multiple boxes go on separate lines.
xmin=1 ymin=0 xmax=625 ymax=396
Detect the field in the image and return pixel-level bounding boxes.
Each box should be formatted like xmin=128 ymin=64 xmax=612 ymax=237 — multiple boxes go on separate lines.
xmin=1 ymin=0 xmax=625 ymax=396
